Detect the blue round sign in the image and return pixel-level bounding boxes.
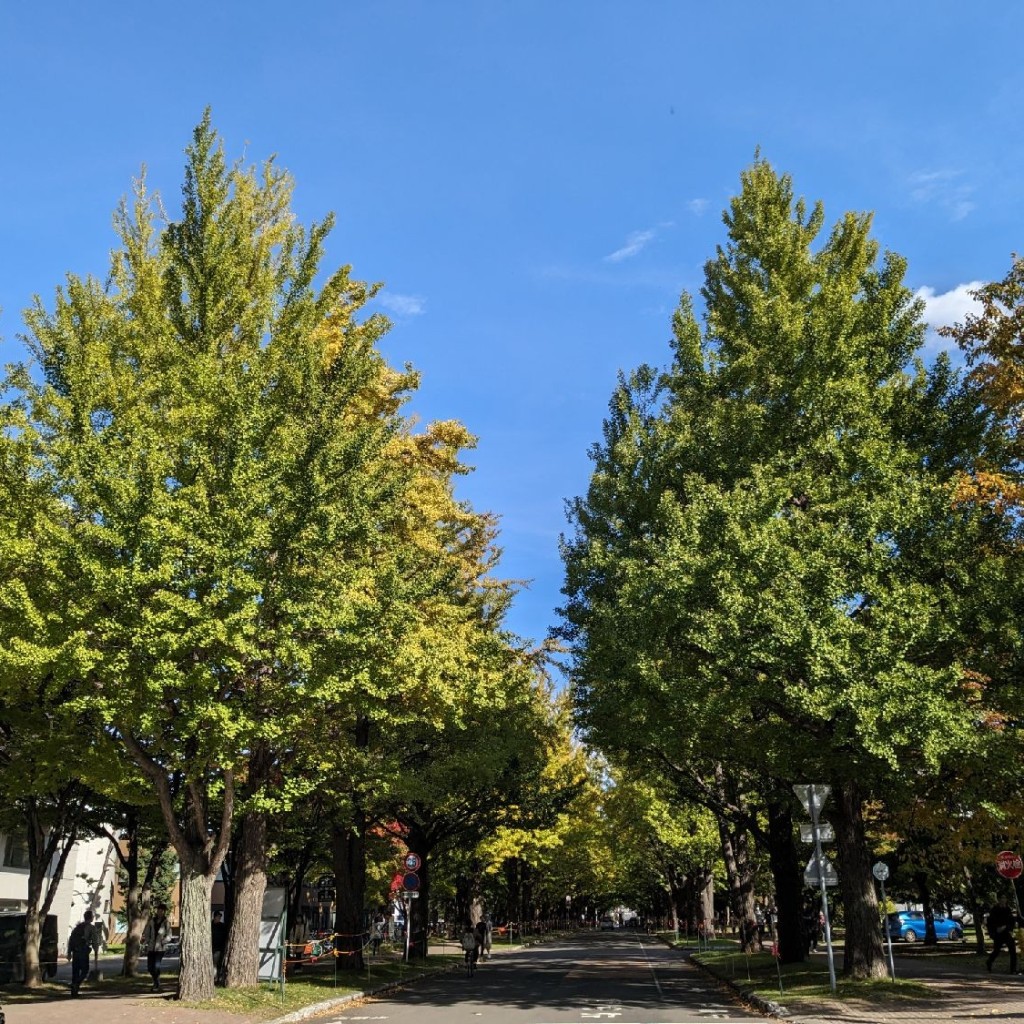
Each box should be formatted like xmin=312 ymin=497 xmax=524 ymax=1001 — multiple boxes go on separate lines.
xmin=402 ymin=872 xmax=420 ymax=891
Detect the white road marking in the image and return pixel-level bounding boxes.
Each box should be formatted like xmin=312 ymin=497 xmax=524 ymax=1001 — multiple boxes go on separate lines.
xmin=634 ymin=937 xmax=664 ymax=998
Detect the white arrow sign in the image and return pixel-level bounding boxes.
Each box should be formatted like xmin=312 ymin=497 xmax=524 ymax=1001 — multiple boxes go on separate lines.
xmin=801 ymin=822 xmax=835 ymax=843
xmin=794 ymin=783 xmax=831 ymax=816
xmin=805 ymin=855 xmax=839 ymax=887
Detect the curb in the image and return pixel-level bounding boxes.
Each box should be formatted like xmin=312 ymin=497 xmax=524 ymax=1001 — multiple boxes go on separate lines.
xmin=675 ymin=945 xmax=791 ymax=1020
xmin=264 ymin=963 xmax=457 ymax=1024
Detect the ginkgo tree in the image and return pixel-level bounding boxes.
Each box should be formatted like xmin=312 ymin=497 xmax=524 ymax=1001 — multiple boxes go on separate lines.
xmin=1 ymin=112 xmax=475 ymax=1000
xmin=563 ymin=158 xmax=999 ymax=978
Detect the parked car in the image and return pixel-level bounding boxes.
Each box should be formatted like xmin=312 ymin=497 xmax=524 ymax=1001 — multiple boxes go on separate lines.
xmin=599 ymin=916 xmax=617 ymax=931
xmin=163 ymin=937 xmax=181 ymax=957
xmin=885 ymin=911 xmax=963 ymax=942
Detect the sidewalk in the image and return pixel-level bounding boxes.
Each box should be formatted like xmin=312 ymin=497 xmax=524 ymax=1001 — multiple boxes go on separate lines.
xmin=0 ymin=989 xmax=265 ymax=1024
xmin=700 ymin=945 xmax=1024 ymax=1024
xmin=0 ymin=937 xmax=506 ymax=1024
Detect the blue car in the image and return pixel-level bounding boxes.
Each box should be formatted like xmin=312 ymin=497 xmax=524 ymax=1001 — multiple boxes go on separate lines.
xmin=885 ymin=911 xmax=963 ymax=942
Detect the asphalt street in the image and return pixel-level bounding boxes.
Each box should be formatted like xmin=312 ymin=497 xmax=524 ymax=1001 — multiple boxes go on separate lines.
xmin=316 ymin=931 xmax=761 ymax=1024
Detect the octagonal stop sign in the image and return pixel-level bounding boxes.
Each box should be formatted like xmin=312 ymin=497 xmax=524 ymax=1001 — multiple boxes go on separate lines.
xmin=996 ymin=850 xmax=1023 ymax=879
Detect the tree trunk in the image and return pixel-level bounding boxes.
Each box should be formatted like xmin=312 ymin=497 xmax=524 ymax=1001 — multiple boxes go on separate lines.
xmin=120 ymin=839 xmax=166 ymax=977
xmin=120 ymin=735 xmax=233 ymax=1002
xmin=178 ymin=868 xmax=215 ymax=1001
xmin=22 ymin=795 xmax=78 ymax=987
xmin=832 ymin=779 xmax=886 ymax=979
xmin=698 ymin=869 xmax=715 ymax=938
xmin=766 ymin=799 xmax=805 ymax=964
xmin=718 ymin=817 xmax=757 ymax=951
xmin=914 ymin=870 xmax=937 ymax=944
xmin=331 ymin=812 xmax=366 ymax=971
xmin=120 ymin=831 xmax=143 ymax=978
xmin=664 ymin=863 xmax=685 ymax=935
xmin=965 ymin=866 xmax=986 ymax=955
xmin=287 ymin=844 xmax=314 ymax=933
xmin=224 ymin=809 xmax=267 ymax=987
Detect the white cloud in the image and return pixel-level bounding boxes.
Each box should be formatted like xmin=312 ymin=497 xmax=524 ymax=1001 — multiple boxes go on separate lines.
xmin=687 ymin=198 xmax=709 ymax=216
xmin=914 ymin=282 xmax=984 ymax=330
xmin=914 ymin=281 xmax=985 ymax=359
xmin=377 ymin=292 xmax=425 ymax=317
xmin=908 ymin=169 xmax=976 ymax=222
xmin=605 ymin=229 xmax=656 ymax=263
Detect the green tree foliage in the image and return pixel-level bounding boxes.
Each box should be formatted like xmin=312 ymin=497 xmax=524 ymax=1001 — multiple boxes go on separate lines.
xmin=0 ymin=112 xmax=465 ymax=999
xmin=562 ymin=158 xmax=994 ymax=978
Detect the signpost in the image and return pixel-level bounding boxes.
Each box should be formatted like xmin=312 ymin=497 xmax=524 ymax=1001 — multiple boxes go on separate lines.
xmin=996 ymin=850 xmax=1024 ymax=921
xmin=996 ymin=851 xmax=1022 ymax=879
xmin=795 ymin=783 xmax=837 ymax=995
xmin=873 ymin=861 xmax=896 ymax=980
xmin=402 ymin=854 xmax=422 ymax=962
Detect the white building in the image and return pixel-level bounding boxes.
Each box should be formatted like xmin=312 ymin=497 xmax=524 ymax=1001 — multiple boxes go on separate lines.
xmin=0 ymin=830 xmax=119 ymax=954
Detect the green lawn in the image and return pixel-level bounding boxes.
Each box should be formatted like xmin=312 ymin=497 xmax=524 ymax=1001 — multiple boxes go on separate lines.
xmin=694 ymin=946 xmax=938 ymax=1007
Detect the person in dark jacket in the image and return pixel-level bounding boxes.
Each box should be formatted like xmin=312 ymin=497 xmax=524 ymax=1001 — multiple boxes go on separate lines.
xmin=67 ymin=910 xmax=101 ymax=997
xmin=986 ymin=895 xmax=1021 ymax=974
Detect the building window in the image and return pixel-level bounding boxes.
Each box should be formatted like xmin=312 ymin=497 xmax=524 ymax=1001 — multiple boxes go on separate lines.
xmin=3 ymin=835 xmax=30 ymax=870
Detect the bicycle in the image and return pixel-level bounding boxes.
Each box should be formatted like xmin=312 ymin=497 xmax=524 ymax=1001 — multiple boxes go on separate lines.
xmin=460 ymin=933 xmax=478 ymax=977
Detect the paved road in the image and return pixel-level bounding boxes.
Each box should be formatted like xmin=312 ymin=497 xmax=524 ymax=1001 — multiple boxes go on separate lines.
xmin=316 ymin=931 xmax=761 ymax=1024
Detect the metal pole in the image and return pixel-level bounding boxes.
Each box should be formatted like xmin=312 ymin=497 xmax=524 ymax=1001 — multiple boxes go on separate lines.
xmin=404 ymin=894 xmax=411 ymax=963
xmin=881 ymin=879 xmax=896 ymax=980
xmin=810 ymin=785 xmax=837 ymax=995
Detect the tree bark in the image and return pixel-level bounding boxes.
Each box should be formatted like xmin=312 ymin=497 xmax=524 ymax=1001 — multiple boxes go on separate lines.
xmin=664 ymin=863 xmax=685 ymax=935
xmin=766 ymin=799 xmax=805 ymax=964
xmin=718 ymin=817 xmax=757 ymax=951
xmin=178 ymin=868 xmax=215 ymax=1000
xmin=115 ymin=835 xmax=166 ymax=978
xmin=964 ymin=866 xmax=986 ymax=955
xmin=331 ymin=811 xmax=366 ymax=971
xmin=22 ymin=792 xmax=79 ymax=987
xmin=121 ymin=732 xmax=233 ymax=1001
xmin=223 ymin=809 xmax=267 ymax=987
xmin=914 ymin=870 xmax=937 ymax=944
xmin=832 ymin=778 xmax=887 ymax=979
xmin=698 ymin=869 xmax=715 ymax=938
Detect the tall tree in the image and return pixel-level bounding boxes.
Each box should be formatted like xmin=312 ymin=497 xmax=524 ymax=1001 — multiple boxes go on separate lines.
xmin=562 ymin=158 xmax=991 ymax=978
xmin=3 ymin=113 xmax=433 ymax=1000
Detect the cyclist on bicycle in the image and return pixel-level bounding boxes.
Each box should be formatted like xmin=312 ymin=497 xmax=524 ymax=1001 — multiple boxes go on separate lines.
xmin=460 ymin=922 xmax=478 ymax=972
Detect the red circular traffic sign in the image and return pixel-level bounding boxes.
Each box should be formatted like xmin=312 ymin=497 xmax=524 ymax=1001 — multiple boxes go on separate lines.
xmin=996 ymin=850 xmax=1023 ymax=879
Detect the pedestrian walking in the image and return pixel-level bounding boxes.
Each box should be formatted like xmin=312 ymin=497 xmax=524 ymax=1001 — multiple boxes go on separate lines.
xmin=987 ymin=895 xmax=1021 ymax=974
xmin=67 ymin=909 xmax=101 ymax=997
xmin=370 ymin=911 xmax=385 ymax=956
xmin=143 ymin=903 xmax=171 ymax=992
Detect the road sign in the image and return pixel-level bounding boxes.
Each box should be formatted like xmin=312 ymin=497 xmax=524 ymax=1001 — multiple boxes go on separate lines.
xmin=996 ymin=851 xmax=1023 ymax=879
xmin=793 ymin=784 xmax=831 ymax=816
xmin=404 ymin=852 xmax=422 ymax=872
xmin=804 ymin=855 xmax=839 ymax=887
xmin=872 ymin=861 xmax=890 ymax=882
xmin=402 ymin=871 xmax=421 ymax=891
xmin=800 ymin=822 xmax=834 ymax=844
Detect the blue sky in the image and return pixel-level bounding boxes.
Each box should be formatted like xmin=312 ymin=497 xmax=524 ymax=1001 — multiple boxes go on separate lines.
xmin=2 ymin=2 xmax=1021 ymax=650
